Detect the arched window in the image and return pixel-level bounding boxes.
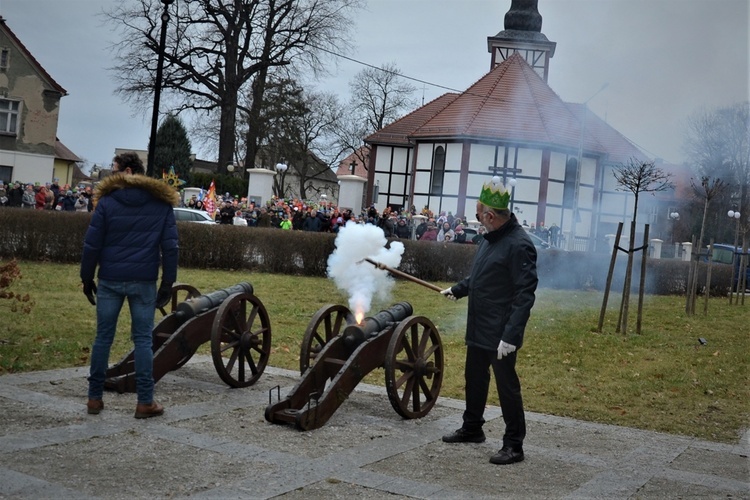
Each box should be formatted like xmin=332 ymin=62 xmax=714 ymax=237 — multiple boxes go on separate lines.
xmin=430 ymin=146 xmax=446 ymax=195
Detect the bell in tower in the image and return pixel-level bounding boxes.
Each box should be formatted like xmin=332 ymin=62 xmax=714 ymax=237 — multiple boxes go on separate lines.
xmin=488 ymin=0 xmax=556 ymax=81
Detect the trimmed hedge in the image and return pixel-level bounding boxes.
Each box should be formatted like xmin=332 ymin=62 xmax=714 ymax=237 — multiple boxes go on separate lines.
xmin=0 ymin=208 xmax=733 ymax=296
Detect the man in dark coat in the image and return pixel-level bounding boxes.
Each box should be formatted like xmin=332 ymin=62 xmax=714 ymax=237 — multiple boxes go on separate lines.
xmin=302 ymin=209 xmax=323 ymax=232
xmin=440 ymin=179 xmax=537 ymax=465
xmin=7 ymin=181 xmax=23 ymax=207
xmin=80 ymin=152 xmax=179 ymax=419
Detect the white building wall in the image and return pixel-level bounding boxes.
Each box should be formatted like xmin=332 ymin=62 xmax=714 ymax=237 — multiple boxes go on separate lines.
xmin=0 ymin=150 xmax=54 ymax=185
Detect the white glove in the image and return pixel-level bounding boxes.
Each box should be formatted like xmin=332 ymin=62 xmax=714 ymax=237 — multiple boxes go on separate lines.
xmin=497 ymin=341 xmax=517 ymax=359
xmin=440 ymin=287 xmax=457 ymax=301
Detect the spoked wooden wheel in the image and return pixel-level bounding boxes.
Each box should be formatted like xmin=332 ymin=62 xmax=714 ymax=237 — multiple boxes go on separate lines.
xmin=158 ymin=283 xmax=200 ymax=316
xmin=210 ymin=292 xmax=272 ymax=388
xmin=299 ymin=304 xmax=354 ymax=374
xmin=384 ymin=316 xmax=444 ymax=419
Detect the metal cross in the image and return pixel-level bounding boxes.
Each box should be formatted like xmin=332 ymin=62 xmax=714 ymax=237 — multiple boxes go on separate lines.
xmin=488 ymin=163 xmax=523 ymax=183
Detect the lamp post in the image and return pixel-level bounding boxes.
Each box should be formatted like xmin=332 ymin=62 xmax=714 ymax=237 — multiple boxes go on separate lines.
xmin=508 ymin=177 xmax=517 ymax=213
xmin=570 ymin=82 xmax=608 ymax=251
xmin=728 ymin=209 xmax=741 ymax=304
xmin=146 ymin=0 xmax=175 ymax=178
xmin=274 ymin=161 xmax=288 ymax=198
xmin=669 ymin=211 xmax=680 ymax=255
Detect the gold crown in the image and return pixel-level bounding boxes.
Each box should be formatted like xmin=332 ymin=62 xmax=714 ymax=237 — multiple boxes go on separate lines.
xmin=479 ymin=177 xmax=510 ymax=210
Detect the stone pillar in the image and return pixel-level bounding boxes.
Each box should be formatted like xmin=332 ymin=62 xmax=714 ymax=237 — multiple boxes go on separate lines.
xmin=337 ymin=175 xmax=367 ymax=212
xmin=605 ymin=234 xmax=617 ymax=250
xmin=246 ymin=168 xmax=276 ymax=206
xmin=651 ymin=239 xmax=663 ymax=260
xmin=411 ymin=215 xmax=426 ymax=240
xmin=681 ymin=242 xmax=692 ymax=262
xmin=673 ymin=242 xmax=681 ymax=259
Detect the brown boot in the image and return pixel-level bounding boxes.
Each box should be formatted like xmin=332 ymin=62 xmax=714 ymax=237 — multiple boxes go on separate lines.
xmin=134 ymin=401 xmax=164 ymax=419
xmin=87 ymin=399 xmax=104 ymax=415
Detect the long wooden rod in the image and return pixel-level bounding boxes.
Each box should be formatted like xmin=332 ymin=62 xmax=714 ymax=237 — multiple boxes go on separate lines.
xmin=363 ymin=258 xmax=443 ymax=292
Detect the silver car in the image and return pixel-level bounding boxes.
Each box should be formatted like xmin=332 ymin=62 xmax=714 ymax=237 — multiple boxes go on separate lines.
xmin=173 ymin=207 xmax=216 ymax=224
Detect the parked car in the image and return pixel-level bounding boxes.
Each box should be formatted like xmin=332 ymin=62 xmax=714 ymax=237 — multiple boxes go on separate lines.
xmin=173 ymin=207 xmax=216 ymax=224
xmin=525 ymin=230 xmax=552 ymax=250
xmin=707 ymin=243 xmax=750 ymax=290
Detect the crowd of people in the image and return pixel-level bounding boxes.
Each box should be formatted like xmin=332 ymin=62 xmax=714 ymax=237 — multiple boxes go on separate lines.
xmin=521 ymin=219 xmax=562 ymax=247
xmin=184 ymin=193 xmax=484 ymax=243
xmin=0 ymin=179 xmax=94 ymax=213
xmin=1 ymin=178 xmax=490 ymax=244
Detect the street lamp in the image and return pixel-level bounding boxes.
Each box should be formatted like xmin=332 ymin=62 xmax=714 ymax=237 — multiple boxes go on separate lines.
xmin=570 ymin=82 xmax=609 ymax=251
xmin=146 ymin=0 xmax=175 ymax=177
xmin=226 ymin=164 xmax=235 ymax=173
xmin=669 ymin=211 xmax=680 ymax=258
xmin=728 ymin=209 xmax=741 ymax=303
xmin=275 ymin=161 xmax=288 ymax=174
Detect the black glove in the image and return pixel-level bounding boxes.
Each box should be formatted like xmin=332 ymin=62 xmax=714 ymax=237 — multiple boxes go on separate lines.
xmin=156 ymin=281 xmax=174 ymax=309
xmin=82 ymin=280 xmax=97 ymax=306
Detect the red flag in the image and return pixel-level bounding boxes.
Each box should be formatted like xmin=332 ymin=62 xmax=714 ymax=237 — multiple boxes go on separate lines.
xmin=204 ymin=180 xmax=216 ymax=219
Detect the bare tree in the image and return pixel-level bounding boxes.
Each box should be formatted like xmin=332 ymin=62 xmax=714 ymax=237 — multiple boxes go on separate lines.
xmin=685 ymin=177 xmax=727 ymax=315
xmin=684 ymin=102 xmax=749 ymax=243
xmin=105 ymin=0 xmax=362 ymax=175
xmin=603 ymin=158 xmax=673 ymax=334
xmin=334 ymin=62 xmax=418 ymax=168
xmin=243 ymin=77 xmax=341 ymax=199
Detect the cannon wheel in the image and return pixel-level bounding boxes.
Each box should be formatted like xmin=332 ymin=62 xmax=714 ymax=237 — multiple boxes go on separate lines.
xmin=210 ymin=292 xmax=272 ymax=388
xmin=299 ymin=304 xmax=354 ymax=374
xmin=384 ymin=316 xmax=444 ymax=419
xmin=158 ymin=283 xmax=201 ymax=316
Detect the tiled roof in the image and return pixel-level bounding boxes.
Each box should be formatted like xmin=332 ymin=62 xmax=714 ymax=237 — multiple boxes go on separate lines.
xmin=565 ymin=103 xmax=646 ymax=164
xmin=0 ymin=18 xmax=67 ymax=95
xmin=335 ymin=147 xmax=370 ymax=177
xmin=364 ymin=53 xmax=648 ymax=165
xmin=409 ymin=53 xmax=600 ymax=152
xmin=54 ymin=138 xmax=81 ymax=162
xmin=365 ymin=93 xmax=460 ymax=146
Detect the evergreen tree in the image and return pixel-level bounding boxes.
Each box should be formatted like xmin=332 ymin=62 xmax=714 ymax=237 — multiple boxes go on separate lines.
xmin=154 ymin=114 xmax=192 ymax=182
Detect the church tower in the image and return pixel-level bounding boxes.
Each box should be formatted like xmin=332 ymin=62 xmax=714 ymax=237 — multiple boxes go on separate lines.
xmin=487 ymin=0 xmax=556 ymax=81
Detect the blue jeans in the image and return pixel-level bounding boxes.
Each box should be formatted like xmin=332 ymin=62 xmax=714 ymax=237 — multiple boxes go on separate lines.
xmin=88 ymin=279 xmax=157 ymax=404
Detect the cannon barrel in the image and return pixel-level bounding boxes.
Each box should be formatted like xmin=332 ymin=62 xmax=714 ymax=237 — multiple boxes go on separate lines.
xmin=342 ymin=301 xmax=413 ymax=353
xmin=174 ymin=282 xmax=254 ymax=322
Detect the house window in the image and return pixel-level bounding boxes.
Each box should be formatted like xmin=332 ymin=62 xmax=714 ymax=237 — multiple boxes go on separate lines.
xmin=0 ymin=99 xmax=20 ymax=135
xmin=0 ymin=48 xmax=8 ymax=70
xmin=0 ymin=165 xmax=11 ymax=184
xmin=430 ymin=146 xmax=446 ymax=195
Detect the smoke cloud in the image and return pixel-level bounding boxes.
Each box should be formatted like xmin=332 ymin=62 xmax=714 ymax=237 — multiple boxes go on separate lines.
xmin=327 ymin=222 xmax=405 ymax=317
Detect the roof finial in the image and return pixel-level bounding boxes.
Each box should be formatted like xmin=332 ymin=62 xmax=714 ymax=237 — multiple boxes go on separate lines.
xmin=504 ymin=0 xmax=543 ymax=32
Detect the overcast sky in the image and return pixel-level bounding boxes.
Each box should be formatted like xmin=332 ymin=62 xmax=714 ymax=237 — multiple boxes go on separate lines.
xmin=1 ymin=0 xmax=748 ymax=169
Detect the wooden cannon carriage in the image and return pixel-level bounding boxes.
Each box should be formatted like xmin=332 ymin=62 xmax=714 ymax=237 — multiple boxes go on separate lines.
xmin=265 ymin=301 xmax=444 ymax=430
xmin=104 ymin=282 xmax=272 ymax=393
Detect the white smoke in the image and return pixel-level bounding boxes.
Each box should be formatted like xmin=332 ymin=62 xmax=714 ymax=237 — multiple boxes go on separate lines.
xmin=327 ymin=221 xmax=405 ymax=317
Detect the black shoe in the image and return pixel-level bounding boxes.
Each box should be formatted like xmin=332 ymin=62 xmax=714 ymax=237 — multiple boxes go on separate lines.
xmin=490 ymin=446 xmax=524 ymax=465
xmin=442 ymin=428 xmax=486 ymax=443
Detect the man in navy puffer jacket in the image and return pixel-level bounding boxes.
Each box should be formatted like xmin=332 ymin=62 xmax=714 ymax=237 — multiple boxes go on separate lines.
xmin=81 ymin=152 xmax=179 ymax=419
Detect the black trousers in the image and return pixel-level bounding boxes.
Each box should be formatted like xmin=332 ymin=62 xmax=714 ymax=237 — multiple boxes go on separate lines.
xmin=462 ymin=345 xmax=526 ymax=450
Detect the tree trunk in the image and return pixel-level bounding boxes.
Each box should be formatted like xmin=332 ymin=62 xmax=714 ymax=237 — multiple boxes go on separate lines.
xmin=598 ymin=222 xmax=623 ymax=333
xmin=618 ymin=220 xmax=636 ymax=334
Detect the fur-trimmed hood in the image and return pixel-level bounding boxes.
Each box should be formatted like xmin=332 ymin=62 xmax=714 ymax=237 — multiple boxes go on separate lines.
xmin=93 ymin=174 xmax=180 ymax=208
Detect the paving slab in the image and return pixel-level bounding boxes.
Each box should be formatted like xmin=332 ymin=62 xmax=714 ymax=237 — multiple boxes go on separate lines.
xmin=0 ymin=356 xmax=747 ymax=499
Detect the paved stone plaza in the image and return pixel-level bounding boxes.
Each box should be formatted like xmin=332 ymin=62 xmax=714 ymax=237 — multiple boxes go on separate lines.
xmin=1 ymin=356 xmax=748 ymax=499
